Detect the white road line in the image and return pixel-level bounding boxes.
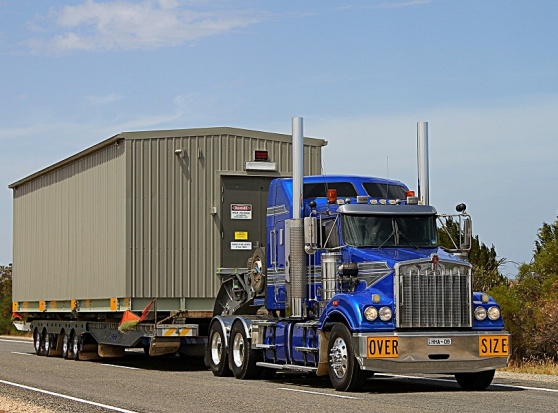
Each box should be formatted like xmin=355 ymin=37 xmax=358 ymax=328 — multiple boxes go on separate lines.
xmin=11 ymin=351 xmax=33 ymax=356
xmin=0 ymin=379 xmax=141 ymax=413
xmin=101 ymin=363 xmax=140 ymax=370
xmin=0 ymin=338 xmax=33 ymax=344
xmin=278 ymin=387 xmax=362 ymax=399
xmin=379 ymin=373 xmax=558 ymax=393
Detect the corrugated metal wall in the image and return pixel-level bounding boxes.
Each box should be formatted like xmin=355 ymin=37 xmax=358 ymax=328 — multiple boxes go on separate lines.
xmin=12 ymin=142 xmax=127 ymax=301
xmin=126 ymin=130 xmax=323 ymax=299
xmin=11 ymin=128 xmax=324 ymax=304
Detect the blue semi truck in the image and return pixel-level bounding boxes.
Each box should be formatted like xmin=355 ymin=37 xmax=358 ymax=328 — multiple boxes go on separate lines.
xmin=207 ymin=118 xmax=510 ymax=391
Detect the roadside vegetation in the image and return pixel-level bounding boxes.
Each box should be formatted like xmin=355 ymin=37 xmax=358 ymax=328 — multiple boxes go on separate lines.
xmin=0 ymin=263 xmax=15 ymax=334
xmin=2 ymin=219 xmax=558 ymax=374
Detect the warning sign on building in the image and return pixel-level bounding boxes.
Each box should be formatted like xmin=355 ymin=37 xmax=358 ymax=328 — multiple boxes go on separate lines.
xmin=231 ymin=241 xmax=252 ymax=250
xmin=231 ymin=204 xmax=252 ymax=220
xmin=235 ymin=231 xmax=248 ymax=240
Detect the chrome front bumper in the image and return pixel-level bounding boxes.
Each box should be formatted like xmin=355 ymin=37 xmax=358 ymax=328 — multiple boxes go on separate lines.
xmin=353 ymin=331 xmax=510 ymax=374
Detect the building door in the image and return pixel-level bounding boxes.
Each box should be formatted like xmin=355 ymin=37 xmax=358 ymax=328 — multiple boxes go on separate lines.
xmin=221 ymin=176 xmax=274 ymax=268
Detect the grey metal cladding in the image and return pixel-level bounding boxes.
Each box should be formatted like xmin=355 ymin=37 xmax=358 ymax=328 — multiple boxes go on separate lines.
xmin=12 ymin=142 xmax=127 ymax=302
xmin=126 ymin=130 xmax=324 ymax=299
xmin=11 ymin=127 xmax=324 ymax=302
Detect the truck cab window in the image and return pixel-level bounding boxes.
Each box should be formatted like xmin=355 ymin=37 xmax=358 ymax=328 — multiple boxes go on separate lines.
xmin=343 ymin=215 xmax=437 ymax=248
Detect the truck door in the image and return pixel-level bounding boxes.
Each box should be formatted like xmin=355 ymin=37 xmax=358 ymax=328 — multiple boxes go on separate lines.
xmin=221 ymin=176 xmax=274 ymax=268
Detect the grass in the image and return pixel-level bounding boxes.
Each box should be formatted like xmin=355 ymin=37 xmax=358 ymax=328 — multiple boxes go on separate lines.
xmin=504 ymin=359 xmax=558 ymax=375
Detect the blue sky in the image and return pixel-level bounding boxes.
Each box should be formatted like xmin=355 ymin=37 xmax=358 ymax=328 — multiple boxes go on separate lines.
xmin=1 ymin=0 xmax=557 ymax=277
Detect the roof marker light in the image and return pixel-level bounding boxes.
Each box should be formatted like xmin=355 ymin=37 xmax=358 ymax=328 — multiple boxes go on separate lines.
xmin=327 ymin=189 xmax=337 ymax=204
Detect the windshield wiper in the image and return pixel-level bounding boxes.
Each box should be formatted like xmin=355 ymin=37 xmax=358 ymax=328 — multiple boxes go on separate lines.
xmin=378 ymin=219 xmax=398 ymax=248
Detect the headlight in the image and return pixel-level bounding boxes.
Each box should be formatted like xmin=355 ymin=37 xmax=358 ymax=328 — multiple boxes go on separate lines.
xmin=379 ymin=306 xmax=392 ymax=321
xmin=487 ymin=306 xmax=501 ymax=321
xmin=474 ymin=306 xmax=487 ymax=321
xmin=364 ymin=306 xmax=378 ymax=321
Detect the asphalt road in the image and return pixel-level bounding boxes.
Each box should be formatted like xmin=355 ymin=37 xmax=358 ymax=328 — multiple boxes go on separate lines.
xmin=1 ymin=337 xmax=557 ymax=413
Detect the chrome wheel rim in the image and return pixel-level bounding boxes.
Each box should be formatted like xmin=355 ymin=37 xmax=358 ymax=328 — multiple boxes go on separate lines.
xmin=211 ymin=332 xmax=223 ymax=365
xmin=232 ymin=333 xmax=245 ymax=368
xmin=329 ymin=337 xmax=348 ymax=379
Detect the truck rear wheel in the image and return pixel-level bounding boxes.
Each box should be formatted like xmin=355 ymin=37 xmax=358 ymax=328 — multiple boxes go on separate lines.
xmin=229 ymin=322 xmax=260 ymax=380
xmin=455 ymin=369 xmax=495 ymax=391
xmin=208 ymin=322 xmax=232 ymax=377
xmin=327 ymin=324 xmax=367 ymax=392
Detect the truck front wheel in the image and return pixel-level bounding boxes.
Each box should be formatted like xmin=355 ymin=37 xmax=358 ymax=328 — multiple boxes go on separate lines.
xmin=327 ymin=324 xmax=367 ymax=392
xmin=455 ymin=369 xmax=495 ymax=391
xmin=208 ymin=322 xmax=232 ymax=377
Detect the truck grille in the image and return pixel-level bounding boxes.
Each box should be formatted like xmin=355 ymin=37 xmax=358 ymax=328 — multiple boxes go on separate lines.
xmin=395 ymin=259 xmax=472 ymax=328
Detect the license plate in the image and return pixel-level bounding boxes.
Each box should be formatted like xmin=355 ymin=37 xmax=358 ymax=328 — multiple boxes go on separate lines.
xmin=367 ymin=337 xmax=399 ymax=358
xmin=428 ymin=338 xmax=451 ymax=346
xmin=479 ymin=335 xmax=510 ymax=357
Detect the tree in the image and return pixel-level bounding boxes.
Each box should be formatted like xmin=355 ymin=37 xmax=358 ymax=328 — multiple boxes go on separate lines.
xmin=438 ymin=217 xmax=507 ymax=292
xmin=0 ymin=264 xmax=13 ymax=334
xmin=490 ymin=218 xmax=558 ymax=362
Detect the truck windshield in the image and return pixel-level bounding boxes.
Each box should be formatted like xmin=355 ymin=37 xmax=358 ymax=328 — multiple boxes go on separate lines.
xmin=342 ymin=214 xmax=438 ymax=248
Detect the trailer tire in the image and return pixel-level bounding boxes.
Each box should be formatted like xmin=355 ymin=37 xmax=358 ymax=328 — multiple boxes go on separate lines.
xmin=208 ymin=322 xmax=232 ymax=377
xmin=62 ymin=332 xmax=71 ymax=359
xmin=33 ymin=328 xmax=43 ymax=356
xmin=455 ymin=369 xmax=495 ymax=391
xmin=229 ymin=322 xmax=260 ymax=380
xmin=327 ymin=324 xmax=367 ymax=392
xmin=70 ymin=332 xmax=81 ymax=361
xmin=44 ymin=333 xmax=55 ymax=357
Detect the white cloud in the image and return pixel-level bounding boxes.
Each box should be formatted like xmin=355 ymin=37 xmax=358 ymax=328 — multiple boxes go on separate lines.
xmin=26 ymin=0 xmax=267 ymax=53
xmin=86 ymin=93 xmax=124 ymax=105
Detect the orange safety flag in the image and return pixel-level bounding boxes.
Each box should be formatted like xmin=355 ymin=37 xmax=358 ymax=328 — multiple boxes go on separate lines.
xmin=118 ymin=310 xmax=141 ymax=332
xmin=118 ymin=299 xmax=156 ymax=332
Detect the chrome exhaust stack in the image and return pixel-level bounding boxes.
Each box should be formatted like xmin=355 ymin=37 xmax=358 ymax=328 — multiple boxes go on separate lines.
xmin=285 ymin=117 xmax=307 ymax=318
xmin=417 ymin=121 xmax=430 ymax=205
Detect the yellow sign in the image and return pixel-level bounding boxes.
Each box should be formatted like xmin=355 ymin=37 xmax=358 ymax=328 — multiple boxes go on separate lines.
xmin=479 ymin=335 xmax=510 ymax=357
xmin=367 ymin=337 xmax=399 ymax=358
xmin=235 ymin=231 xmax=248 ymax=240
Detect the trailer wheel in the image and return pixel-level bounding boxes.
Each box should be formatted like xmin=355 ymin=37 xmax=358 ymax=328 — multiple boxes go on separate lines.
xmin=455 ymin=369 xmax=495 ymax=391
xmin=44 ymin=333 xmax=55 ymax=357
xmin=70 ymin=332 xmax=81 ymax=361
xmin=229 ymin=322 xmax=260 ymax=380
xmin=33 ymin=328 xmax=43 ymax=356
xmin=327 ymin=324 xmax=367 ymax=392
xmin=62 ymin=332 xmax=71 ymax=359
xmin=208 ymin=322 xmax=232 ymax=377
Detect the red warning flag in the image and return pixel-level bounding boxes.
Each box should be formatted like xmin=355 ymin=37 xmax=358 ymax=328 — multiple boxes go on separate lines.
xmin=118 ymin=310 xmax=140 ymax=332
xmin=118 ymin=299 xmax=156 ymax=332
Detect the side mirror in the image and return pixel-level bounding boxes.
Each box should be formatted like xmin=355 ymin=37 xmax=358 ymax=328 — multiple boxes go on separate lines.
xmin=460 ymin=215 xmax=472 ymax=251
xmin=304 ymin=217 xmax=318 ymax=254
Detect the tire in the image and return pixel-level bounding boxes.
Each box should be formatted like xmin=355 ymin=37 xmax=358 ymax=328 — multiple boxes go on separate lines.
xmin=229 ymin=322 xmax=260 ymax=380
xmin=247 ymin=247 xmax=266 ymax=295
xmin=455 ymin=369 xmax=495 ymax=391
xmin=44 ymin=333 xmax=56 ymax=357
xmin=62 ymin=332 xmax=70 ymax=359
xmin=208 ymin=322 xmax=232 ymax=377
xmin=327 ymin=324 xmax=367 ymax=392
xmin=33 ymin=328 xmax=43 ymax=356
xmin=70 ymin=332 xmax=81 ymax=361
